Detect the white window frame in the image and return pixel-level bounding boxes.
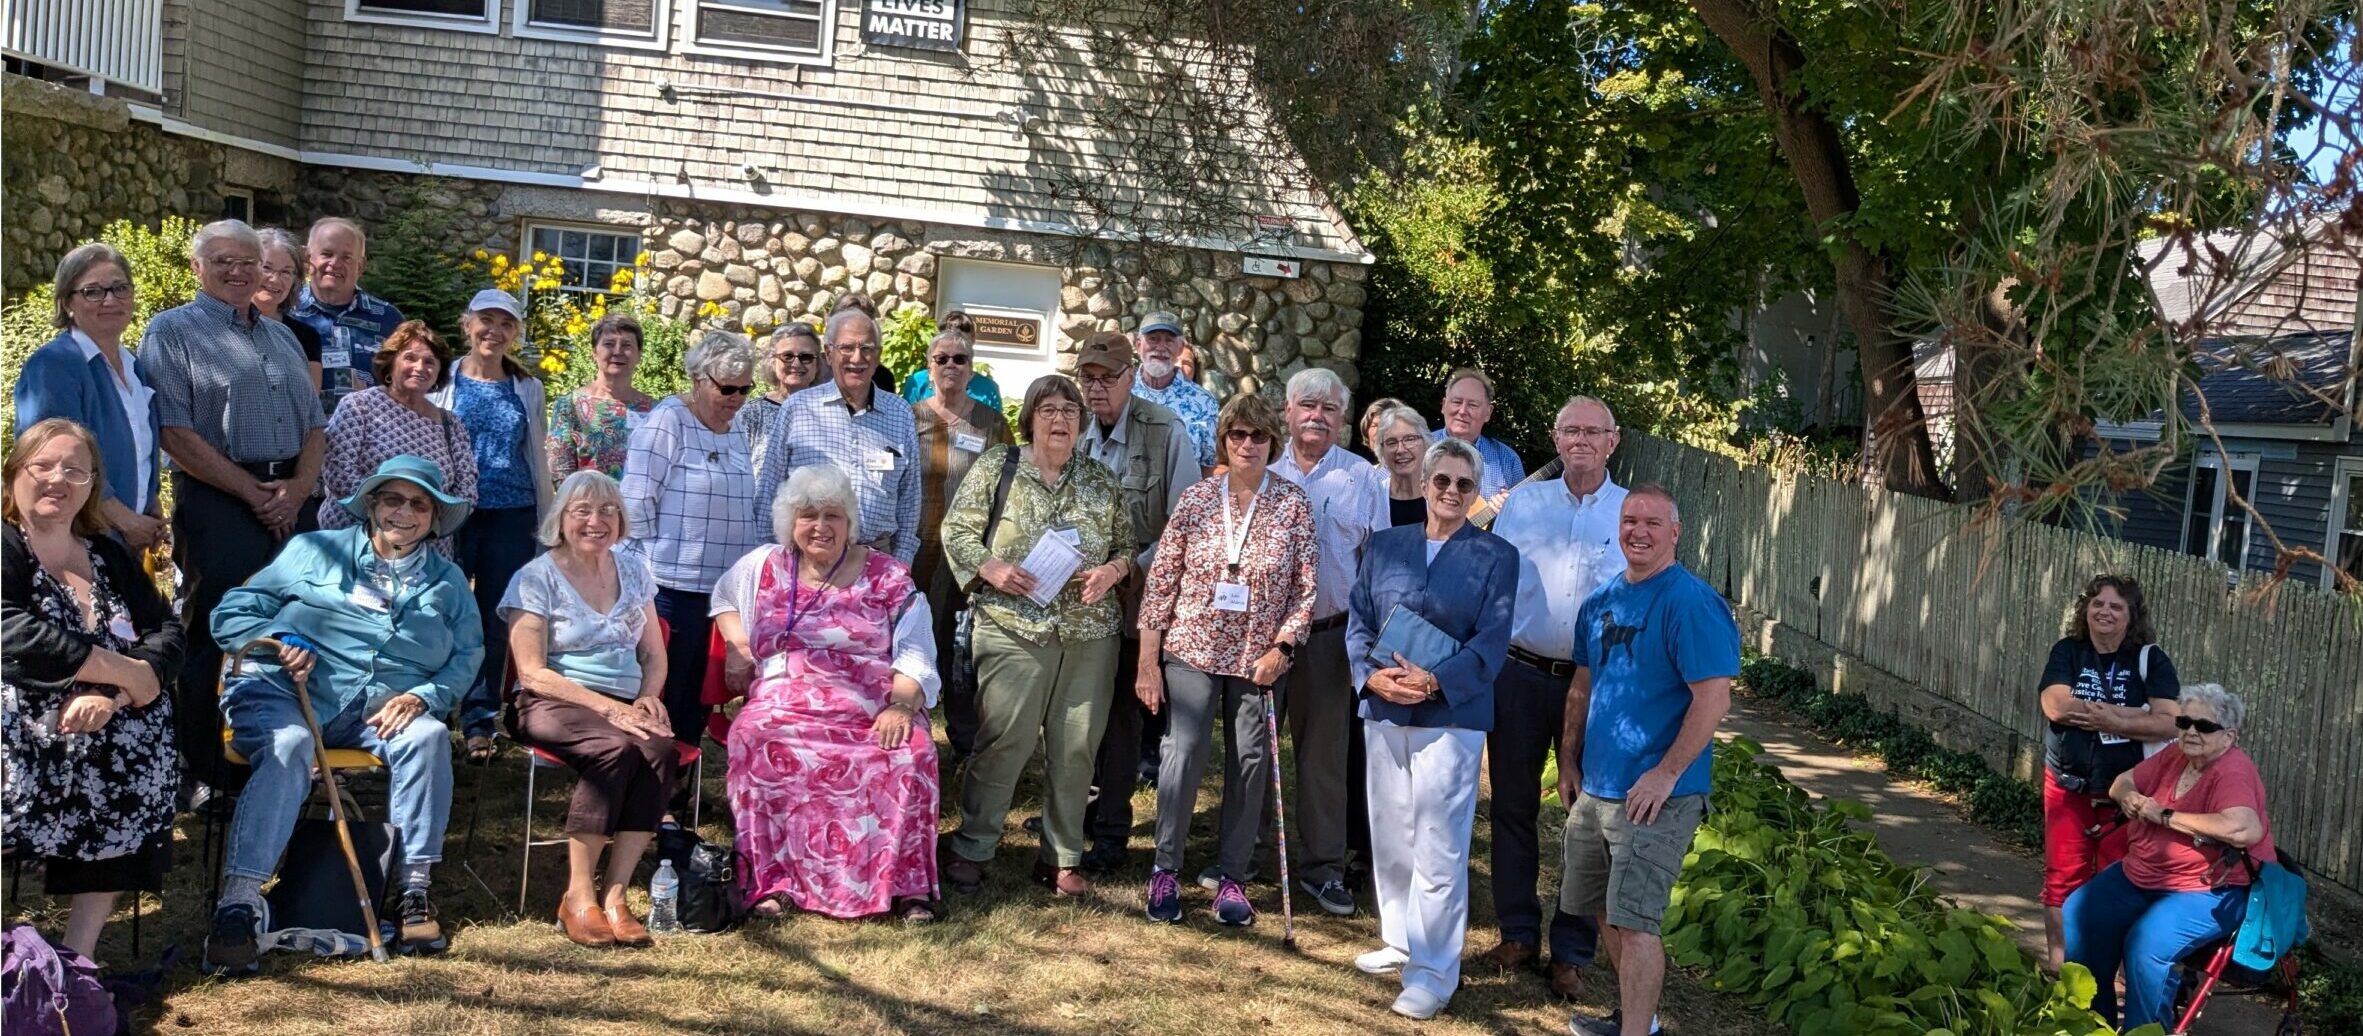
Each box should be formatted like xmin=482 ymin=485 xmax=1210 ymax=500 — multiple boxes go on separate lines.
xmin=345 ymin=0 xmax=501 ymax=34
xmin=2181 ymin=452 xmax=2262 ymax=570
xmin=520 ymin=221 xmax=648 ymax=304
xmin=683 ymin=0 xmax=838 ymax=66
xmin=219 ymin=187 xmax=254 ymax=223
xmin=513 ymin=0 xmax=673 ymax=49
xmin=2324 ymin=456 xmax=2363 ymax=591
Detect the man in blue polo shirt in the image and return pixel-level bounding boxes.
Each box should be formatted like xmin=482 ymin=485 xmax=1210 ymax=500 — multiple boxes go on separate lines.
xmin=1557 ymin=484 xmax=1737 ymax=1036
xmin=289 ymin=216 xmax=404 ymax=412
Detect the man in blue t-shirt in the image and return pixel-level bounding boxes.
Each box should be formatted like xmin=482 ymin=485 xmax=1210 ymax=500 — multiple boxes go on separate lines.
xmin=1556 ymin=484 xmax=1738 ymax=1036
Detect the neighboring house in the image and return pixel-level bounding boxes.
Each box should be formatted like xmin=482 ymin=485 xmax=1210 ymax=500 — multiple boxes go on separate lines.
xmin=2 ymin=0 xmax=1372 ymax=397
xmin=2096 ymin=218 xmax=2361 ymax=590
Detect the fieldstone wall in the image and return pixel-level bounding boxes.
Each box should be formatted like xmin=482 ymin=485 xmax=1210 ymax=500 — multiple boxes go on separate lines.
xmin=1 ymin=75 xmax=230 ymax=297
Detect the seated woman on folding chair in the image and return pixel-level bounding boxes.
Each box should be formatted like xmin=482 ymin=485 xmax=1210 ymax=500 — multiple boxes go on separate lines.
xmin=500 ymin=469 xmax=674 ymax=949
xmin=202 ymin=454 xmax=484 ymax=975
xmin=712 ymin=463 xmax=943 ymax=924
xmin=2 ymin=418 xmax=183 ymax=963
xmin=2064 ymin=682 xmax=2274 ymax=1032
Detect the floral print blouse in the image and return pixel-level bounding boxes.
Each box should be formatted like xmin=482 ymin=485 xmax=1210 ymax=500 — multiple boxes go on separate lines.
xmin=940 ymin=445 xmax=1135 ymax=645
xmin=1138 ymin=474 xmax=1321 ymax=677
xmin=548 ymin=390 xmax=658 ymax=482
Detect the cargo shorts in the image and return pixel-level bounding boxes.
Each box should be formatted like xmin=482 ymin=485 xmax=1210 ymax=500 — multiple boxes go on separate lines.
xmin=1558 ymin=790 xmax=1706 ymax=935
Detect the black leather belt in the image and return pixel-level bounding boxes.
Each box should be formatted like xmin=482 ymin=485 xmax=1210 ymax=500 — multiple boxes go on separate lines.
xmin=236 ymin=458 xmax=302 ymax=480
xmin=1509 ymin=646 xmax=1576 ymax=679
xmin=1309 ymin=612 xmax=1348 ymax=633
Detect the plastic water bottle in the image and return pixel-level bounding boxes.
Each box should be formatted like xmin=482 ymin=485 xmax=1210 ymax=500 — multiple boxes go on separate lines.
xmin=649 ymin=860 xmax=681 ymax=934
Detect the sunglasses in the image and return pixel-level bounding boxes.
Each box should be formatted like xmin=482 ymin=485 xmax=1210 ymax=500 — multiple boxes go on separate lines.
xmin=2175 ymin=715 xmax=2227 ymax=735
xmin=1224 ymin=428 xmax=1272 ymax=445
xmin=1430 ymin=474 xmax=1478 ymax=495
xmin=930 ymin=353 xmax=971 ymax=367
xmin=709 ymin=382 xmax=754 ymax=396
xmin=775 ymin=352 xmax=818 ymax=365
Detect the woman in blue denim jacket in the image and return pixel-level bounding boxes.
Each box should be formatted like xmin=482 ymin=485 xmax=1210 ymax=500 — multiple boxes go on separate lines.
xmin=200 ymin=454 xmax=483 ymax=974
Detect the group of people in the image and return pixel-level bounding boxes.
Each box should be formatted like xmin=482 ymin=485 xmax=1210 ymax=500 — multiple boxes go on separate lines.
xmin=0 ymin=215 xmax=2275 ymax=1035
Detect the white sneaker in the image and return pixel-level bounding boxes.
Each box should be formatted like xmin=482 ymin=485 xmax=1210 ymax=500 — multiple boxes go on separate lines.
xmin=1355 ymin=946 xmax=1410 ymax=974
xmin=1391 ymin=986 xmax=1446 ymax=1020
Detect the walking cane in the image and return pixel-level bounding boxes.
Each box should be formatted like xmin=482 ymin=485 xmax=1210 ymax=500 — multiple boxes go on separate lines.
xmin=233 ymin=637 xmax=389 ymax=963
xmin=1259 ymin=685 xmax=1296 ymax=947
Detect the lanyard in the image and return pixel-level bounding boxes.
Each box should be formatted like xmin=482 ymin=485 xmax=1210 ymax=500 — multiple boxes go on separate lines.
xmin=1219 ymin=472 xmax=1269 ymax=578
xmin=776 ymin=546 xmax=853 ymax=638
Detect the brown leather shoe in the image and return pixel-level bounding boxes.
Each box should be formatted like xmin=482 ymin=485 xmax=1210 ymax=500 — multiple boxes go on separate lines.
xmin=605 ymin=903 xmax=654 ymax=948
xmin=1479 ymin=938 xmax=1541 ymax=972
xmin=1549 ymin=960 xmax=1586 ymax=1000
xmin=1032 ymin=861 xmax=1093 ymax=897
xmin=557 ymin=896 xmax=615 ymax=947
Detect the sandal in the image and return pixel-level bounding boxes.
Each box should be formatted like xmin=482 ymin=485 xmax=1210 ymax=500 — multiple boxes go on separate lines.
xmin=749 ymin=894 xmax=788 ymax=919
xmin=464 ymin=735 xmax=498 ymax=766
xmin=894 ymin=898 xmax=938 ymax=925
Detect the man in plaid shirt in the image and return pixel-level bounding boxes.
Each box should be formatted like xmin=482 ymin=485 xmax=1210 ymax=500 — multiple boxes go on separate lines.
xmin=751 ymin=308 xmax=922 ymax=563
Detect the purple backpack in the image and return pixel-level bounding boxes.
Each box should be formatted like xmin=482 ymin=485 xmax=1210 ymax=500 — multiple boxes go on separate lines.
xmin=2 ymin=925 xmax=120 ymax=1036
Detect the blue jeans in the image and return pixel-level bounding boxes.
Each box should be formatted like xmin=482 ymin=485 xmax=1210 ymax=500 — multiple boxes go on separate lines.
xmin=221 ymin=676 xmax=454 ymax=882
xmin=454 ymin=505 xmax=540 ymax=738
xmin=2062 ymin=862 xmax=2246 ymax=1029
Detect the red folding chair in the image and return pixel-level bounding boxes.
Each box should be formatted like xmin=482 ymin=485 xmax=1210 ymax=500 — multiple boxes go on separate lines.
xmin=701 ymin=627 xmax=738 ymax=745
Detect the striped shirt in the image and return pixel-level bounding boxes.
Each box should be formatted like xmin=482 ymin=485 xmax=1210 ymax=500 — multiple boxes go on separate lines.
xmin=752 ymin=380 xmax=923 ymax=564
xmin=621 ymin=397 xmax=766 ymax=593
xmin=140 ymin=292 xmax=324 ymax=463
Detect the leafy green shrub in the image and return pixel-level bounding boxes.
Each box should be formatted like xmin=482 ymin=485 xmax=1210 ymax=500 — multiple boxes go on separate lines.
xmin=1672 ymin=738 xmax=2123 ymax=1035
xmin=879 ymin=302 xmax=935 ymax=384
xmin=359 ymin=180 xmax=481 ymax=346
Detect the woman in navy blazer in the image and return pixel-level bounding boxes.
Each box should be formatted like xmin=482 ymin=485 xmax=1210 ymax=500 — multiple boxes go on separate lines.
xmin=11 ymin=244 xmax=166 ymax=551
xmin=1345 ymin=436 xmax=1517 ymax=1020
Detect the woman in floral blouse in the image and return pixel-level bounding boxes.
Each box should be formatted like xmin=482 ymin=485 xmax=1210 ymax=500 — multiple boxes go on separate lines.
xmin=940 ymin=376 xmax=1134 ymax=898
xmin=1134 ymin=394 xmax=1319 ymax=927
xmin=316 ymin=320 xmax=477 ymax=557
xmin=547 ymin=314 xmax=658 ymax=482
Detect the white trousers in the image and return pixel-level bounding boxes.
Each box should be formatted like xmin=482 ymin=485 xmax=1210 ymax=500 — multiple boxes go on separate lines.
xmin=1365 ymin=721 xmax=1486 ymax=1001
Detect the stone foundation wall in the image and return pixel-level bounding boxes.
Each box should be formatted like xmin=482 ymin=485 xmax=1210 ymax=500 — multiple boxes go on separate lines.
xmin=1 ymin=76 xmax=231 ymax=296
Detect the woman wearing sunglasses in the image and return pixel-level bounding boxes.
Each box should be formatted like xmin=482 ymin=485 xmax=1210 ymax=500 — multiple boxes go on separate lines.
xmin=1345 ymin=436 xmax=1516 ymax=1019
xmin=1134 ymin=394 xmax=1318 ymax=927
xmin=619 ymin=331 xmax=769 ymax=802
xmin=12 ymin=244 xmax=166 ymax=554
xmin=2066 ymin=683 xmax=2273 ymax=1031
xmin=911 ymin=321 xmax=1013 ymax=759
xmin=743 ymin=323 xmax=826 ymax=476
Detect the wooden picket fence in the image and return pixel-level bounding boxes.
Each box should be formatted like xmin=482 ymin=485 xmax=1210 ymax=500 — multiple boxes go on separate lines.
xmin=1610 ymin=433 xmax=2363 ymax=895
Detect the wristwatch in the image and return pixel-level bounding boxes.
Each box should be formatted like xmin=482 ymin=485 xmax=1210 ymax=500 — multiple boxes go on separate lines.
xmin=1273 ymin=641 xmax=1296 ymax=661
xmin=2159 ymin=808 xmax=2176 ymax=826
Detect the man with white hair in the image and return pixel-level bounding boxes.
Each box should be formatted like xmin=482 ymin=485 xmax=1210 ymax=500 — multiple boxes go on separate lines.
xmin=141 ymin=218 xmax=328 ymax=792
xmin=1130 ymin=311 xmax=1219 ymax=474
xmin=753 ymin=307 xmax=922 ymax=564
xmin=289 ymin=216 xmax=404 ymax=410
xmin=1479 ymin=395 xmax=1625 ymax=995
xmin=1269 ymin=366 xmax=1388 ymax=916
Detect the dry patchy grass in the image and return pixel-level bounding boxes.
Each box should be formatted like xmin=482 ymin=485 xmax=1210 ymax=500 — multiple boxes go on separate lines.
xmin=8 ymin=733 xmax=1776 ymax=1036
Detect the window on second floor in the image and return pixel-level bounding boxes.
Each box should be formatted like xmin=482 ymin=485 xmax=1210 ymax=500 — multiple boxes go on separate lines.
xmin=517 ymin=0 xmax=668 ymax=46
xmin=2327 ymin=460 xmax=2363 ymax=591
xmin=348 ymin=0 xmax=499 ymax=32
xmin=689 ymin=0 xmax=834 ymax=62
xmin=2181 ymin=453 xmax=2260 ymax=570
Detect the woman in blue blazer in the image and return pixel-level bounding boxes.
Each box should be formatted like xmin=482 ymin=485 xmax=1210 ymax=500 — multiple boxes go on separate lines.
xmin=12 ymin=244 xmax=165 ymax=551
xmin=1345 ymin=436 xmax=1517 ymax=1021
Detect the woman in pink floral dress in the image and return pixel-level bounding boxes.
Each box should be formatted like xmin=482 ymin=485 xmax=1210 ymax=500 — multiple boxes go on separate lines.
xmin=711 ymin=462 xmax=943 ymax=922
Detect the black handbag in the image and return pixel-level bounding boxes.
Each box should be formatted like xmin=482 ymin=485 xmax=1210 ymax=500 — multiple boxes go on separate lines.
xmin=263 ymin=816 xmax=401 ymax=941
xmin=656 ymin=825 xmax=748 ymax=934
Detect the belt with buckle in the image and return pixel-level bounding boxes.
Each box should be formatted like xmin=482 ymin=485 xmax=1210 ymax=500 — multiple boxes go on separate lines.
xmin=1308 ymin=612 xmax=1348 ymax=633
xmin=1508 ymin=646 xmax=1576 ymax=679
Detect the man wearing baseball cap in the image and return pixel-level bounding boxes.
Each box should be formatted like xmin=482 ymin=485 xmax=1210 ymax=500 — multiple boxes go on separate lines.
xmin=1130 ymin=312 xmax=1219 ymax=475
xmin=1072 ymin=330 xmax=1199 ymax=872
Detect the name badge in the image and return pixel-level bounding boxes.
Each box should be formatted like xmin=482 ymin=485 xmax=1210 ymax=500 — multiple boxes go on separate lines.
xmin=953 ymin=433 xmax=986 ymax=453
xmin=1051 ymin=525 xmax=1081 ymax=548
xmin=348 ymin=585 xmax=391 ymax=613
xmin=320 ymin=345 xmax=352 ymax=370
xmin=1212 ymin=582 xmax=1250 ymax=612
xmin=760 ymin=653 xmax=788 ymax=680
xmin=868 ymin=449 xmax=899 ymax=471
xmin=107 ymin=614 xmax=137 ymax=643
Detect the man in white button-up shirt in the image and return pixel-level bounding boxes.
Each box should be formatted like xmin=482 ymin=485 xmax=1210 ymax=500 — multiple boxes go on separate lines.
xmin=1478 ymin=395 xmax=1627 ymax=996
xmin=1269 ymin=367 xmax=1388 ymax=917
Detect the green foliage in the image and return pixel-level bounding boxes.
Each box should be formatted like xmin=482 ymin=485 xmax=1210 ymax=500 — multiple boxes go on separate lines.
xmin=542 ymin=310 xmax=696 ymax=402
xmin=358 ymin=180 xmax=480 ymax=346
xmin=1674 ymin=737 xmax=2120 ymax=1035
xmin=2 ymin=217 xmax=201 ymax=452
xmin=2299 ymin=943 xmax=2363 ymax=1034
xmin=878 ymin=302 xmax=936 ymax=386
xmin=1739 ymin=653 xmax=2043 ymax=849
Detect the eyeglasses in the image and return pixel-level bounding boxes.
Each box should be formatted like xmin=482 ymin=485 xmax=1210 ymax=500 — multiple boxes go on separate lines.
xmin=833 ymin=342 xmax=883 ymax=358
xmin=24 ymin=460 xmax=93 ymax=486
xmin=1379 ymin=434 xmax=1425 ymax=452
xmin=371 ymin=492 xmax=434 ymax=514
xmin=1429 ymin=474 xmax=1478 ymax=495
xmin=930 ymin=353 xmax=971 ymax=367
xmin=1077 ymin=371 xmax=1127 ymax=389
xmin=709 ymin=381 xmax=754 ymax=397
xmin=775 ymin=352 xmax=818 ymax=366
xmin=70 ymin=283 xmax=134 ymax=303
xmin=564 ymin=504 xmax=623 ymax=520
xmin=1035 ymin=404 xmax=1083 ymax=421
xmin=201 ymin=256 xmax=259 ymax=273
xmin=2175 ymin=715 xmax=2227 ymax=735
xmin=259 ymin=265 xmax=299 ymax=280
xmin=1555 ymin=425 xmax=1617 ymax=439
xmin=1224 ymin=428 xmax=1272 ymax=445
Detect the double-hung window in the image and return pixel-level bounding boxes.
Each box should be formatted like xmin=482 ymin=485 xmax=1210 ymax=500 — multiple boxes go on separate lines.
xmin=346 ymin=0 xmax=499 ymax=32
xmin=2181 ymin=453 xmax=2260 ymax=570
xmin=2326 ymin=458 xmax=2363 ymax=591
xmin=515 ymin=0 xmax=669 ymax=46
xmin=524 ymin=224 xmax=647 ymax=302
xmin=689 ymin=0 xmax=835 ymax=62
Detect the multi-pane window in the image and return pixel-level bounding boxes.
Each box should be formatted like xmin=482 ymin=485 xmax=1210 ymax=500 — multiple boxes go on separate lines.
xmin=2329 ymin=463 xmax=2363 ymax=590
xmin=526 ymin=225 xmax=646 ymax=299
xmin=2181 ymin=455 xmax=2259 ymax=570
xmin=693 ymin=0 xmax=832 ymax=58
xmin=523 ymin=0 xmax=662 ymax=37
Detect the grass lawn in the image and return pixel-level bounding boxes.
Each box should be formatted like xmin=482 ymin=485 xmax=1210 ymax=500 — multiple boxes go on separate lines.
xmin=7 ymin=728 xmax=1775 ymax=1036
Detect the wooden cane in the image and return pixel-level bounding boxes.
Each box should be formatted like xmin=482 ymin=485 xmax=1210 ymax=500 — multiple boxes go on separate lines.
xmin=234 ymin=638 xmax=389 ymax=962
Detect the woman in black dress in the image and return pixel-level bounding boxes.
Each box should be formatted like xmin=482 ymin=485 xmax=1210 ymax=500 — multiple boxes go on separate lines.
xmin=1 ymin=418 xmax=182 ymax=961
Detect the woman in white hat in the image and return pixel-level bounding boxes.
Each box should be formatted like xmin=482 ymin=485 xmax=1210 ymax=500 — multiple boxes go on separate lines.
xmin=428 ymin=288 xmax=553 ymax=763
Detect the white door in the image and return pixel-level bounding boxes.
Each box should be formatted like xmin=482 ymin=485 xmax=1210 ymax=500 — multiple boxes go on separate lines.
xmin=936 ymin=258 xmax=1063 ymax=401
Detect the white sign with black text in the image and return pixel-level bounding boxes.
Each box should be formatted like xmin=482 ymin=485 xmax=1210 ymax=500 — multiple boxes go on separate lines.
xmin=863 ymin=0 xmax=964 ymax=51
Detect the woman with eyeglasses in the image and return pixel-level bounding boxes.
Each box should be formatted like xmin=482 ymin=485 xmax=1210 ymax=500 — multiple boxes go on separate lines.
xmin=1346 ymin=436 xmax=1516 ymax=1020
xmin=1133 ymin=394 xmax=1318 ymax=927
xmin=1365 ymin=404 xmax=1433 ymax=528
xmin=911 ymin=321 xmax=1013 ymax=759
xmin=2 ymin=418 xmax=182 ymax=963
xmin=744 ymin=323 xmax=826 ymax=477
xmin=940 ymin=376 xmax=1135 ymax=898
xmin=428 ymin=288 xmax=554 ymax=763
xmin=2065 ymin=683 xmax=2272 ymax=1031
xmin=251 ymin=228 xmax=325 ymax=394
xmin=620 ymin=331 xmax=767 ymax=805
xmin=900 ymin=312 xmax=1006 ymax=413
xmin=2036 ymin=574 xmax=2183 ymax=970
xmin=12 ymin=244 xmax=167 ymax=553
xmin=315 ymin=321 xmax=476 ymax=559
xmin=548 ymin=314 xmax=658 ymax=482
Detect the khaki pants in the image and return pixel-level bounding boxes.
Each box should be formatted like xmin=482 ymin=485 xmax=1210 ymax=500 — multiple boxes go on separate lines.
xmin=952 ymin=617 xmax=1120 ymax=868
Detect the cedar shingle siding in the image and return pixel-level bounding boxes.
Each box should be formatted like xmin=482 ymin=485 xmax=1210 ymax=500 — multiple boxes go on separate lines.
xmin=184 ymin=0 xmax=310 ymax=148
